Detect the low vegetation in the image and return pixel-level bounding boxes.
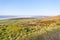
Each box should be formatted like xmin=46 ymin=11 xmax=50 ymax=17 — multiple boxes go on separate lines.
xmin=0 ymin=16 xmax=60 ymax=40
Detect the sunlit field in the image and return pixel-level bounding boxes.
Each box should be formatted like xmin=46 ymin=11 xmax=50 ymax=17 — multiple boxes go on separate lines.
xmin=0 ymin=17 xmax=60 ymax=40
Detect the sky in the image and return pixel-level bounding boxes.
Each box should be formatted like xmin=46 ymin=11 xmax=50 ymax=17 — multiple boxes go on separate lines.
xmin=0 ymin=0 xmax=60 ymax=16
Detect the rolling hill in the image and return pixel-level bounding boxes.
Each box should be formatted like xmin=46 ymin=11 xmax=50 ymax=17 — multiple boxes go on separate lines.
xmin=0 ymin=15 xmax=60 ymax=40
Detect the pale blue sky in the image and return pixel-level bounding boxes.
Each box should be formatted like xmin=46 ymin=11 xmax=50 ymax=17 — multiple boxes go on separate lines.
xmin=0 ymin=0 xmax=60 ymax=16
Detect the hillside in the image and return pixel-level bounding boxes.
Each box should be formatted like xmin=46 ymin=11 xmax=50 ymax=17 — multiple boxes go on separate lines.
xmin=0 ymin=15 xmax=60 ymax=40
xmin=40 ymin=15 xmax=60 ymax=21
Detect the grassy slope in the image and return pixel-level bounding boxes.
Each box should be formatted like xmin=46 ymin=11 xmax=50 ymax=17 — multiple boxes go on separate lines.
xmin=0 ymin=16 xmax=60 ymax=40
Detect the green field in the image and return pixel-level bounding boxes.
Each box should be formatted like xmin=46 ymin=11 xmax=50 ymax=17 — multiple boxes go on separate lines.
xmin=0 ymin=18 xmax=60 ymax=40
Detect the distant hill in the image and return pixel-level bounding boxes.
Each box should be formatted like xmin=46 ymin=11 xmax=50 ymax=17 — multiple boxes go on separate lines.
xmin=0 ymin=16 xmax=49 ymax=20
xmin=0 ymin=16 xmax=17 ymax=20
xmin=0 ymin=16 xmax=16 ymax=18
xmin=31 ymin=16 xmax=50 ymax=18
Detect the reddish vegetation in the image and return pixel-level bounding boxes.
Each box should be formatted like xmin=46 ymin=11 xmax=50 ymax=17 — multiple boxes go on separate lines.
xmin=40 ymin=15 xmax=60 ymax=21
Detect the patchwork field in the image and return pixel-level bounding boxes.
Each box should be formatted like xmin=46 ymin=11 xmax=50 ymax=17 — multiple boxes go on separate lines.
xmin=0 ymin=16 xmax=60 ymax=40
